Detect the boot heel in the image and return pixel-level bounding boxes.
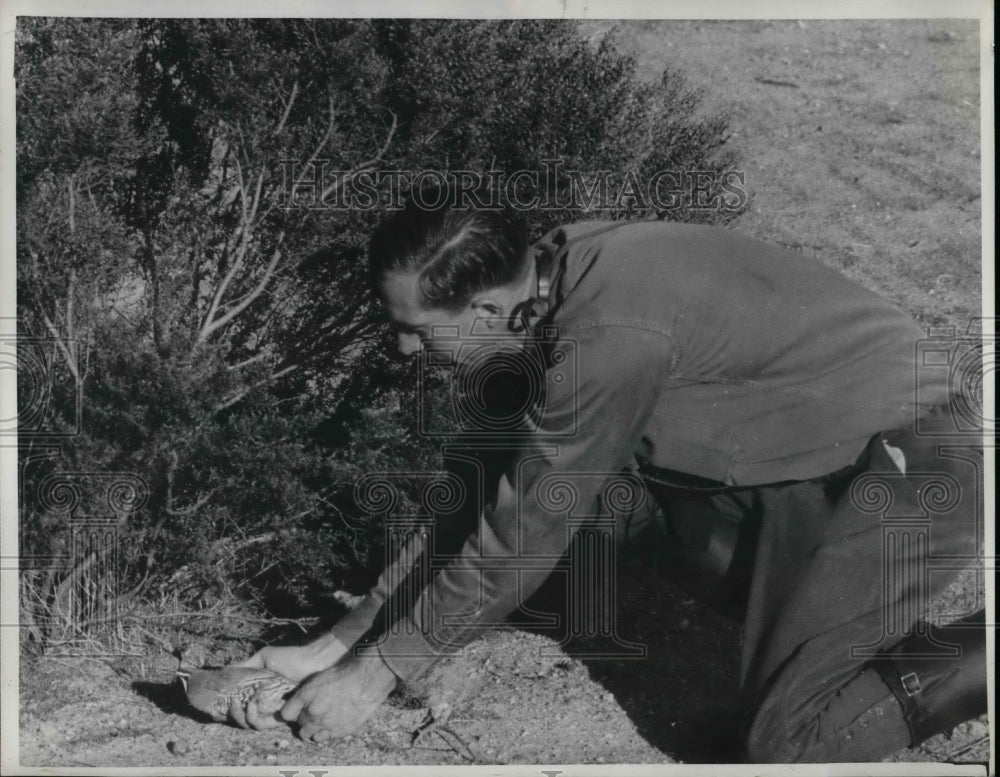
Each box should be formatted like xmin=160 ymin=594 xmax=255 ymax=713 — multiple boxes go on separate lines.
xmin=870 ymin=609 xmax=988 ymax=746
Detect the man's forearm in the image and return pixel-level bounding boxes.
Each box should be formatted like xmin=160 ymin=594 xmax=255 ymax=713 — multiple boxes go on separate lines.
xmin=325 ymin=595 xmax=383 ymax=655
xmin=327 ymin=527 xmax=430 ymax=655
xmin=373 ymin=561 xmax=556 ymax=683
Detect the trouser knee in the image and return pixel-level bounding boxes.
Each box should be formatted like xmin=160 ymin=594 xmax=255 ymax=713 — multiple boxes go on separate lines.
xmin=744 ymin=733 xmax=790 ymax=763
xmin=742 ymin=703 xmax=810 ymax=763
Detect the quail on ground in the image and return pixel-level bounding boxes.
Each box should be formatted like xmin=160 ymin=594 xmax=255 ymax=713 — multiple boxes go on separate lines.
xmin=177 ymin=666 xmax=297 ymax=723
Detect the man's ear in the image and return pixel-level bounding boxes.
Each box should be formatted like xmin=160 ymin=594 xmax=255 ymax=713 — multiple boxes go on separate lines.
xmin=470 ymin=295 xmax=504 ymax=327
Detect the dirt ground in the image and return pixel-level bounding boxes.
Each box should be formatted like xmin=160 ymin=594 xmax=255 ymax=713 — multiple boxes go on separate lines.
xmin=16 ymin=17 xmax=987 ymax=771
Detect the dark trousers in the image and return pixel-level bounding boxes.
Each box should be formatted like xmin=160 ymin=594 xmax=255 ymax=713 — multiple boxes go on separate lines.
xmin=633 ymin=408 xmax=984 ymax=761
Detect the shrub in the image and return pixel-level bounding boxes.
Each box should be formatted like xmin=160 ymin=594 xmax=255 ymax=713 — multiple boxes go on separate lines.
xmin=15 ymin=18 xmax=741 ymax=643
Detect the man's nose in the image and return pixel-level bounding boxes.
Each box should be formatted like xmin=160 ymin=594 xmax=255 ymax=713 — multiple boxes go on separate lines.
xmin=397 ymin=333 xmax=423 ymax=357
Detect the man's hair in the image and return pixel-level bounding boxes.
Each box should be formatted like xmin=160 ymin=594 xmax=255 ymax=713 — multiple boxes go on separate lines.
xmin=368 ymin=186 xmax=529 ymax=312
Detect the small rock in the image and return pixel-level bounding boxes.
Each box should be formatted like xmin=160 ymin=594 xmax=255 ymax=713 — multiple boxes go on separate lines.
xmin=277 ymin=738 xmax=290 ymax=749
xmin=265 ymin=753 xmax=278 ymax=763
xmin=928 ymin=30 xmax=954 ymax=43
xmin=167 ymin=739 xmax=189 ymax=756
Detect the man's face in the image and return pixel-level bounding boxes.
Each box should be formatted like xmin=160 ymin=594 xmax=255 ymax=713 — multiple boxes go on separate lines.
xmin=379 ymin=271 xmax=524 ymax=365
xmin=379 ymin=271 xmax=478 ymax=361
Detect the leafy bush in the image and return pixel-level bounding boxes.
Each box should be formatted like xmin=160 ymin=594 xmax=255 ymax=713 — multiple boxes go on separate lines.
xmin=15 ymin=18 xmax=741 ymax=644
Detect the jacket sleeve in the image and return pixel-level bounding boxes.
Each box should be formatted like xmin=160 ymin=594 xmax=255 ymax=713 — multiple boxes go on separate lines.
xmin=370 ymin=323 xmax=675 ymax=682
xmin=329 ymin=454 xmax=481 ymax=650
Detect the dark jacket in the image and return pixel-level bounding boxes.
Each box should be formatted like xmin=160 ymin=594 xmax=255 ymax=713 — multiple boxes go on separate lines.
xmin=335 ymin=220 xmax=952 ymax=681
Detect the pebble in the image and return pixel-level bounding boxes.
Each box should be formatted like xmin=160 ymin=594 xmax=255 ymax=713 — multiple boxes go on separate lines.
xmin=277 ymin=738 xmax=290 ymax=749
xmin=265 ymin=754 xmax=278 ymax=763
xmin=167 ymin=739 xmax=189 ymax=756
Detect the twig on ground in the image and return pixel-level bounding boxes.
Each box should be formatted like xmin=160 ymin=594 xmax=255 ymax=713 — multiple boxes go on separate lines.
xmin=409 ymin=703 xmax=479 ymax=762
xmin=945 ymin=734 xmax=990 ymax=761
xmin=754 ymin=76 xmax=800 ymax=88
xmin=433 ymin=725 xmax=478 ymax=762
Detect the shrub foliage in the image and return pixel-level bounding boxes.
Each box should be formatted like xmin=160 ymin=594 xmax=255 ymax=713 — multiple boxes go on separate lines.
xmin=15 ymin=18 xmax=741 ymax=643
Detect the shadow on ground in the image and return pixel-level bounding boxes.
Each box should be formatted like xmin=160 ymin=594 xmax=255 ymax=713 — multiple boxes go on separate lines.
xmin=522 ymin=556 xmax=744 ymax=763
xmin=132 ymin=679 xmax=212 ymax=723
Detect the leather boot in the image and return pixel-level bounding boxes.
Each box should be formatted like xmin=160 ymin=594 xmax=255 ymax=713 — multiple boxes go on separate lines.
xmin=870 ymin=608 xmax=988 ymax=746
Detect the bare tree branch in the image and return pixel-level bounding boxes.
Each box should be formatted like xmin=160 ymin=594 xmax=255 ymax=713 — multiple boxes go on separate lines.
xmin=227 ymin=352 xmax=271 ymax=372
xmin=197 ymin=160 xmax=250 ymax=344
xmin=210 ymin=361 xmax=298 ymax=414
xmin=319 ymin=110 xmax=398 ymax=203
xmin=164 ymin=490 xmax=214 ymax=518
xmin=27 ymin=249 xmax=81 ymax=383
xmin=65 ymin=269 xmax=78 ymax=371
xmin=197 ymin=147 xmax=279 ymax=347
xmin=196 ymin=104 xmax=395 ymax=359
xmin=281 ymin=94 xmax=337 ymax=208
xmin=274 ymin=79 xmax=299 ymax=136
xmin=67 ymin=174 xmax=76 ymax=233
xmin=247 ymin=167 xmax=265 ymax=231
xmin=200 ymin=235 xmax=285 ymax=342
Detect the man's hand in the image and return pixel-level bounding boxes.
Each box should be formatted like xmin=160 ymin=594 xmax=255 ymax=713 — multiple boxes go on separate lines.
xmin=228 ymin=633 xmax=352 ymax=730
xmin=234 ymin=633 xmax=349 ymax=683
xmin=280 ymin=651 xmax=398 ymax=742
